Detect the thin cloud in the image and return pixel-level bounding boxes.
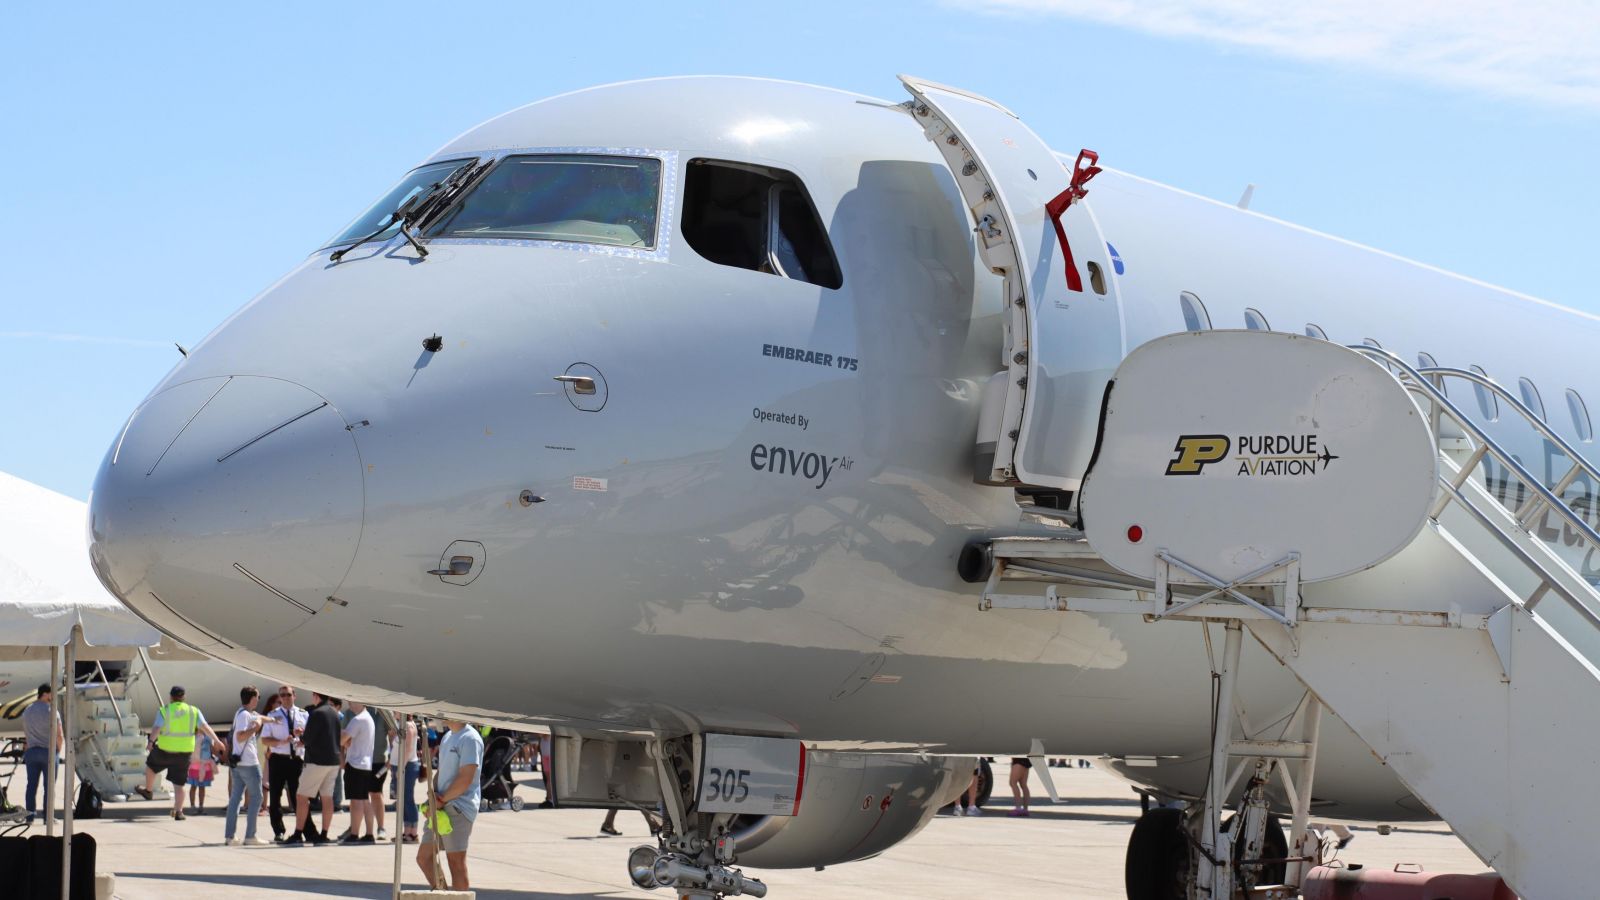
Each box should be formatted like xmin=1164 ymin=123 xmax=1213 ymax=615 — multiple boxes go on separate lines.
xmin=973 ymin=0 xmax=1600 ymax=110
xmin=0 ymin=331 xmax=170 ymax=348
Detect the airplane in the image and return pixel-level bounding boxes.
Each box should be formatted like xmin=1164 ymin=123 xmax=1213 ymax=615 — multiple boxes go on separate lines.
xmin=83 ymin=75 xmax=1599 ymax=898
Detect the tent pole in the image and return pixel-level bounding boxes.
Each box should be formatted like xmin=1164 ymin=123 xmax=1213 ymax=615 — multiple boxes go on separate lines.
xmin=392 ymin=714 xmax=406 ymax=900
xmin=62 ymin=625 xmax=79 ymax=900
xmin=46 ymin=646 xmax=59 ymax=837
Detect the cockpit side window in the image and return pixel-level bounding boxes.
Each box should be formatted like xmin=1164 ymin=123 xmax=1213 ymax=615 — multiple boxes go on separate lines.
xmin=682 ymin=159 xmax=842 ymax=289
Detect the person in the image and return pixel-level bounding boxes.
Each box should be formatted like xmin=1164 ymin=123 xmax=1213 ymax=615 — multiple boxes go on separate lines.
xmin=21 ymin=683 xmax=64 ymax=824
xmin=262 ymin=684 xmax=308 ymax=842
xmin=285 ymin=692 xmax=341 ymax=844
xmin=390 ymin=716 xmax=420 ymax=843
xmin=600 ymin=807 xmax=659 ymax=837
xmin=224 ymin=685 xmax=269 ymax=845
xmin=340 ymin=701 xmax=376 ymax=843
xmin=368 ymin=707 xmax=391 ymax=841
xmin=186 ymin=732 xmax=216 ymax=813
xmin=954 ymin=763 xmax=984 ymax=817
xmin=330 ymin=697 xmax=347 ymax=815
xmin=136 ymin=685 xmax=223 ymax=820
xmin=1007 ymin=757 xmax=1032 ymax=818
xmin=417 ymin=718 xmax=482 ymax=890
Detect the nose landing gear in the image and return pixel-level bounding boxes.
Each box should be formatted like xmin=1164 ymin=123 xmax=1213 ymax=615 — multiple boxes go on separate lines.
xmin=625 ymin=738 xmax=768 ymax=899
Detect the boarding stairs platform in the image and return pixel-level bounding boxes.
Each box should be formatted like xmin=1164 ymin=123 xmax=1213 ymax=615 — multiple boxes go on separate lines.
xmin=974 ymin=331 xmax=1600 ymax=900
xmin=70 ymin=672 xmax=149 ymax=802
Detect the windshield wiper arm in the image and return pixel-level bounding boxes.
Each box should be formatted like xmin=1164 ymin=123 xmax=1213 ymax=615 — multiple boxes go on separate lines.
xmin=329 ymin=191 xmax=431 ymax=263
xmin=329 ymin=160 xmax=491 ymax=264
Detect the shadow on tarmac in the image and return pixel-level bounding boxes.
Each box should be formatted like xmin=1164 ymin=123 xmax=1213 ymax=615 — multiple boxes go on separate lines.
xmin=119 ymin=873 xmax=636 ymax=898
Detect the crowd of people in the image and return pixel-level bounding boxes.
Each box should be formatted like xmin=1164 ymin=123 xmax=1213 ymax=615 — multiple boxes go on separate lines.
xmin=16 ymin=681 xmax=1082 ymax=893
xmin=126 ymin=683 xmax=483 ymax=890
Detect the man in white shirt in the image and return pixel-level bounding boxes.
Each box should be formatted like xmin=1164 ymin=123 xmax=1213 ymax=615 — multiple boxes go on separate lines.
xmin=340 ymin=702 xmax=376 ymax=843
xmin=224 ymin=685 xmax=269 ymax=845
xmin=261 ymin=685 xmax=308 ymax=842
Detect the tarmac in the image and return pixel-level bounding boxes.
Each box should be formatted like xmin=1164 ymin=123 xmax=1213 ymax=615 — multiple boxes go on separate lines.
xmin=18 ymin=762 xmax=1493 ymax=899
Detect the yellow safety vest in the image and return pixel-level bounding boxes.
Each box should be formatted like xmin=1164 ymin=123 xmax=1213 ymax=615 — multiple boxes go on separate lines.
xmin=155 ymin=702 xmax=199 ymax=753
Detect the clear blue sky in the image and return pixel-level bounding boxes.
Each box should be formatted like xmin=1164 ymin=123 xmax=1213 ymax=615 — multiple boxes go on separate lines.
xmin=4 ymin=3 xmax=1596 ymax=499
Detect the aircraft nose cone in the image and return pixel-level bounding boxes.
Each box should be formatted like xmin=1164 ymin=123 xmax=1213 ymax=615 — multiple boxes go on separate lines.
xmin=89 ymin=376 xmax=364 ymax=648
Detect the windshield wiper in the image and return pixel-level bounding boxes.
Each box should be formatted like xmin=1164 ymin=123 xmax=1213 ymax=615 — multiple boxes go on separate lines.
xmin=328 ymin=160 xmax=493 ymax=264
xmin=329 ymin=191 xmax=431 ymax=263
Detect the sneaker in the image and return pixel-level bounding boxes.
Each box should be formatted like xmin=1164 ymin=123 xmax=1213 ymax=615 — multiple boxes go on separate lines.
xmin=951 ymin=805 xmax=965 ymax=816
xmin=358 ymin=834 xmax=376 ymax=844
xmin=307 ymin=830 xmax=330 ymax=845
xmin=376 ymin=828 xmax=387 ymax=841
xmin=174 ymin=811 xmax=186 ymax=821
xmin=283 ymin=832 xmax=305 ymax=846
xmin=134 ymin=786 xmax=153 ymax=801
xmin=1006 ymin=808 xmax=1029 ymax=818
xmin=273 ymin=832 xmax=286 ymax=844
xmin=225 ymin=838 xmax=239 ymax=846
xmin=340 ymin=833 xmax=362 ymax=845
xmin=244 ymin=837 xmax=266 ymax=846
xmin=967 ymin=806 xmax=983 ymax=817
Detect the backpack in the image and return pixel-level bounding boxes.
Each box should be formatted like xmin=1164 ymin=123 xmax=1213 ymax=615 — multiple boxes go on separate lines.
xmin=73 ymin=783 xmax=102 ymax=820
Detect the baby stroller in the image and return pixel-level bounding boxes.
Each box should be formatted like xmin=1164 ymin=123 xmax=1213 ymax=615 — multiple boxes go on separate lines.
xmin=479 ymin=734 xmax=524 ymax=812
xmin=1 ymin=738 xmax=28 ymax=835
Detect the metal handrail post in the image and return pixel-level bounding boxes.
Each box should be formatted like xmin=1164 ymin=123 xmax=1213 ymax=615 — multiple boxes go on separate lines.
xmin=61 ymin=625 xmax=79 ymax=900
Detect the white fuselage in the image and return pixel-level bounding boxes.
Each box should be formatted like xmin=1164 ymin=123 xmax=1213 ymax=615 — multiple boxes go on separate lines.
xmin=85 ymin=77 xmax=1600 ymax=820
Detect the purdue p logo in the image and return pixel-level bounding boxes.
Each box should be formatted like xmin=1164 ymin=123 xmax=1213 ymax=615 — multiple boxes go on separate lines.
xmin=1165 ymin=435 xmax=1230 ymax=475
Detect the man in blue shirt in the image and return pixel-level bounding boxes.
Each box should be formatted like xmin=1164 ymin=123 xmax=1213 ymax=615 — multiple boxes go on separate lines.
xmin=21 ymin=683 xmax=63 ymax=823
xmin=417 ymin=717 xmax=482 ymax=890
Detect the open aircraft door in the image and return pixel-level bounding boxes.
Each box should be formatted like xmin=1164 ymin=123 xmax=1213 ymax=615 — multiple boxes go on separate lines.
xmin=900 ymin=76 xmax=1124 ymax=493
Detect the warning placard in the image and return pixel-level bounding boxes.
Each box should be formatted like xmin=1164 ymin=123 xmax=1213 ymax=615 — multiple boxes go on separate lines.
xmin=572 ymin=476 xmax=608 ymax=492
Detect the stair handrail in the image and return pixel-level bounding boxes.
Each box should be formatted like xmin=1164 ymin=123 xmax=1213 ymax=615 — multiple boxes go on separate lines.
xmin=1352 ymin=348 xmax=1600 ymax=546
xmin=1351 ymin=346 xmax=1600 ymax=618
xmin=1414 ymin=365 xmax=1600 ymax=526
xmin=90 ymin=659 xmax=127 ymax=737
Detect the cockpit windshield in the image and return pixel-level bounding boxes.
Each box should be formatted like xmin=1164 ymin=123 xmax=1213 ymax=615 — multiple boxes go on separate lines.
xmin=426 ymin=154 xmax=662 ymax=249
xmin=324 ymin=158 xmax=476 ymax=248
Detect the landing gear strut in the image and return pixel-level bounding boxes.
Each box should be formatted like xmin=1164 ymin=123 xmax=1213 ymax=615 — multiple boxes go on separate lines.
xmin=625 ymin=738 xmax=768 ymax=899
xmin=1125 ymin=620 xmax=1329 ymax=900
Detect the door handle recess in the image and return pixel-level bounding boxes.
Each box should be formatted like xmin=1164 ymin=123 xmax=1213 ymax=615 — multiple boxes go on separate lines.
xmin=553 ymin=375 xmax=597 ymax=395
xmin=428 ymin=556 xmax=474 ymax=577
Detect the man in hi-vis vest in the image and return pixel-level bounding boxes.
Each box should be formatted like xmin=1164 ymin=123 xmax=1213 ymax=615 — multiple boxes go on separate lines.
xmin=134 ymin=685 xmax=222 ymax=819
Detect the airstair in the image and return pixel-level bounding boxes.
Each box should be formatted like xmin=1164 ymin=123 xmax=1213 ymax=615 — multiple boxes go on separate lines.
xmin=973 ymin=331 xmax=1600 ymax=900
xmin=70 ymin=669 xmax=152 ymax=802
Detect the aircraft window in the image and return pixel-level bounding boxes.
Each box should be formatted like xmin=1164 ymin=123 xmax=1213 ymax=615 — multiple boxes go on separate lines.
xmin=1469 ymin=365 xmax=1499 ymax=422
xmin=1417 ymin=352 xmax=1446 ymax=395
xmin=1244 ymin=308 xmax=1270 ymax=331
xmin=1518 ymin=378 xmax=1546 ymax=421
xmin=324 ymin=158 xmax=476 ymax=248
xmin=1179 ymin=292 xmax=1211 ymax=331
xmin=1568 ymin=389 xmax=1594 ymax=442
xmin=1305 ymin=323 xmax=1328 ymax=340
xmin=427 ymin=154 xmax=661 ymax=249
xmin=1086 ymin=261 xmax=1107 ymax=295
xmin=682 ymin=159 xmax=842 ymax=289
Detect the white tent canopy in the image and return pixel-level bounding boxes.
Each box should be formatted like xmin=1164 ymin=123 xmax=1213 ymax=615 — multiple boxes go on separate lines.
xmin=0 ymin=470 xmax=161 ymax=650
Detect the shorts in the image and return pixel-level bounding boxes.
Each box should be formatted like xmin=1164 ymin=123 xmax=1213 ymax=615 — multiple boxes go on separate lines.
xmin=421 ymin=806 xmax=474 ymax=853
xmin=366 ymin=763 xmax=388 ymax=794
xmin=146 ymin=748 xmax=191 ymax=786
xmin=1011 ymin=757 xmax=1032 ymax=769
xmin=298 ymin=762 xmax=339 ymax=799
xmin=344 ymin=764 xmax=373 ymax=796
xmin=187 ymin=761 xmax=215 ymax=786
